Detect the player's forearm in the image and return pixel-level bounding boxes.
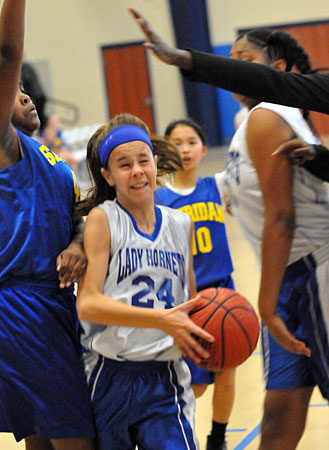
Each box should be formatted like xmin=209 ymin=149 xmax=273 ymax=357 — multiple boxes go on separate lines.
xmin=70 ymin=217 xmax=85 ymax=246
xmin=0 ymin=0 xmax=26 ymax=62
xmin=182 ymin=50 xmax=329 ymax=114
xmin=258 ymin=216 xmax=294 ymax=321
xmin=78 ymin=290 xmax=167 ymax=329
xmin=171 ymin=48 xmax=193 ymax=71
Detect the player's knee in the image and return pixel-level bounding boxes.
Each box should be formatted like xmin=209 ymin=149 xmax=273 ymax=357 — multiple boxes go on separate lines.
xmin=215 ymin=367 xmax=236 ymax=387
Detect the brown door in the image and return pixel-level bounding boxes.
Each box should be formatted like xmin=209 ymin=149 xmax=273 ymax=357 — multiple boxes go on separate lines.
xmin=281 ymin=23 xmax=329 ymax=136
xmin=102 ymin=42 xmax=156 ymax=133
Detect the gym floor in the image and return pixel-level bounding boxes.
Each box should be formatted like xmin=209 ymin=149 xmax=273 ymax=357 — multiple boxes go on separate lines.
xmin=1 ymin=146 xmax=328 ymax=449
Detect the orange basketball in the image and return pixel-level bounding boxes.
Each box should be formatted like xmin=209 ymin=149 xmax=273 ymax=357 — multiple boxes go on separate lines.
xmin=189 ymin=287 xmax=260 ymax=371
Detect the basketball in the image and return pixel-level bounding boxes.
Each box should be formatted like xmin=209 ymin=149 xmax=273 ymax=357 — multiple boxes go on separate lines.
xmin=189 ymin=287 xmax=260 ymax=371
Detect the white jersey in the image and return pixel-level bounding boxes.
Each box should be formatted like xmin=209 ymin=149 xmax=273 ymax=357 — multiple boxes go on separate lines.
xmin=223 ymin=102 xmax=329 ymax=265
xmin=81 ymin=200 xmax=191 ymax=362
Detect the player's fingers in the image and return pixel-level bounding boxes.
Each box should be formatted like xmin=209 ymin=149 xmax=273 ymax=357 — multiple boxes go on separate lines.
xmin=128 ymin=7 xmax=141 ymax=20
xmin=57 ymin=252 xmax=69 ymax=274
xmin=272 ymin=139 xmax=307 ymax=156
xmin=185 ymin=295 xmax=200 ymax=308
xmin=189 ymin=321 xmax=214 ymax=344
xmin=271 ymin=323 xmax=311 ymax=357
xmin=291 ymin=147 xmax=315 ymax=162
xmin=287 ymin=336 xmax=311 ymax=357
xmin=128 ymin=8 xmax=155 ymax=41
xmin=183 ymin=341 xmax=210 ymax=364
xmin=184 ymin=332 xmax=212 ymax=359
xmin=171 ymin=296 xmax=200 ymax=315
xmin=66 ymin=256 xmax=87 ymax=281
xmin=59 ymin=266 xmax=74 ymax=287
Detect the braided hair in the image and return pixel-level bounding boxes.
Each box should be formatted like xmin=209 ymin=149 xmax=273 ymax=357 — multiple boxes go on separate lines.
xmin=75 ymin=113 xmax=182 ymax=216
xmin=237 ymin=29 xmax=320 ymax=133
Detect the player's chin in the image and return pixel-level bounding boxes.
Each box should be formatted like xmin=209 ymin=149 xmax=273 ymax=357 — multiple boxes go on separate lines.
xmin=23 ymin=118 xmax=40 ymax=136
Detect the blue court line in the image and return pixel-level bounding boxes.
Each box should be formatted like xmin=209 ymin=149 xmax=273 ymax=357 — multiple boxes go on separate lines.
xmin=227 ymin=428 xmax=247 ymax=433
xmin=233 ymin=424 xmax=261 ymax=450
xmin=309 ymin=403 xmax=328 ymax=407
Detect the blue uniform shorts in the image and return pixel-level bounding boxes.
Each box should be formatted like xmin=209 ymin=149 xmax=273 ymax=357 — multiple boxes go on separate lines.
xmin=261 ymin=245 xmax=329 ymax=399
xmin=0 ymin=279 xmax=95 ymax=441
xmin=185 ymin=275 xmax=235 ymax=385
xmin=89 ymin=356 xmax=198 ymax=450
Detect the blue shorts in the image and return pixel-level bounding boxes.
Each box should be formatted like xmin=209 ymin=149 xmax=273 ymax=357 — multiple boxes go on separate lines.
xmin=89 ymin=356 xmax=198 ymax=450
xmin=185 ymin=275 xmax=235 ymax=385
xmin=0 ymin=279 xmax=95 ymax=441
xmin=261 ymin=245 xmax=329 ymax=399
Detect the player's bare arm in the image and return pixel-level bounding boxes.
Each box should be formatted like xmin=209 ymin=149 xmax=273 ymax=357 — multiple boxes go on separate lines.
xmin=0 ymin=0 xmax=26 ymax=168
xmin=247 ymin=108 xmax=311 ymax=357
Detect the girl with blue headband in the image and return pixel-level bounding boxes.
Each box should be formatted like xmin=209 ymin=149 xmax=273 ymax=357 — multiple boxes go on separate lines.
xmin=76 ymin=113 xmax=214 ymax=450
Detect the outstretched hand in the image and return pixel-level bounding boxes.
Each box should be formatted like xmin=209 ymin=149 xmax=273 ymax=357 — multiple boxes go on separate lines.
xmin=128 ymin=7 xmax=192 ymax=70
xmin=160 ymin=296 xmax=214 ymax=364
xmin=272 ymin=139 xmax=315 ymax=165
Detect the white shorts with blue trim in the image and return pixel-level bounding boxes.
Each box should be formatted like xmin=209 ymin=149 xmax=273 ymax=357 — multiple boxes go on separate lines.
xmin=261 ymin=244 xmax=329 ymax=399
xmin=88 ymin=356 xmax=199 ymax=450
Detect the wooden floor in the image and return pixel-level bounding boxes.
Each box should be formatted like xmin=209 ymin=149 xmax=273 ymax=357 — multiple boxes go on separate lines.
xmin=1 ymin=147 xmax=328 ymax=449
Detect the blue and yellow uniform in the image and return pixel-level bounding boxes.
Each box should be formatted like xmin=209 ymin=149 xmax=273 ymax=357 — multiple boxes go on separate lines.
xmin=0 ymin=130 xmax=94 ymax=441
xmin=155 ymin=177 xmax=234 ymax=383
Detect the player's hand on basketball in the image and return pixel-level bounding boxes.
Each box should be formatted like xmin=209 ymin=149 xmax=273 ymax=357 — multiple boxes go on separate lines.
xmin=264 ymin=313 xmax=311 ymax=357
xmin=272 ymin=139 xmax=315 ymax=165
xmin=128 ymin=7 xmax=192 ymax=70
xmin=56 ymin=241 xmax=87 ymax=288
xmin=160 ymin=297 xmax=215 ymax=364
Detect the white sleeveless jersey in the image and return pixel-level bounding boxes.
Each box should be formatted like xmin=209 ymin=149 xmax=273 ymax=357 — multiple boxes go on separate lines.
xmin=81 ymin=200 xmax=191 ymax=362
xmin=223 ymin=102 xmax=329 ymax=265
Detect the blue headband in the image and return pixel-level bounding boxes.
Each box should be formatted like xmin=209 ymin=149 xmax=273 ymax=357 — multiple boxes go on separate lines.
xmin=98 ymin=125 xmax=153 ymax=167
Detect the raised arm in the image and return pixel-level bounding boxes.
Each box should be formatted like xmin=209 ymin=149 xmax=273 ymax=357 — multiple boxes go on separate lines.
xmin=129 ymin=7 xmax=329 ymax=115
xmin=0 ymin=0 xmax=26 ymax=167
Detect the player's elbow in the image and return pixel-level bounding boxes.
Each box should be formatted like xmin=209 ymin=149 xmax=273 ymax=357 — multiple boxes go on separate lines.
xmin=278 ymin=210 xmax=295 ymax=239
xmin=76 ymin=291 xmax=94 ymax=322
xmin=267 ymin=208 xmax=295 ymax=239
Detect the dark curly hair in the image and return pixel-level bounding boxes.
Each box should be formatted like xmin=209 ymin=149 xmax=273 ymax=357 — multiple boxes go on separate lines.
xmin=236 ymin=29 xmax=323 ymax=134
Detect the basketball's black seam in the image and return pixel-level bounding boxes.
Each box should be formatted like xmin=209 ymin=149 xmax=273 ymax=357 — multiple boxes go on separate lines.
xmin=220 ymin=307 xmax=258 ymax=370
xmin=189 ymin=291 xmax=238 ymax=316
xmin=222 ymin=308 xmax=258 ymax=361
xmin=189 ymin=288 xmax=219 ymax=315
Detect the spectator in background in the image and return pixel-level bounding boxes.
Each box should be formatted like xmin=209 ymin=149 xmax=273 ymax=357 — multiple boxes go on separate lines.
xmin=40 ymin=114 xmax=79 ymax=172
